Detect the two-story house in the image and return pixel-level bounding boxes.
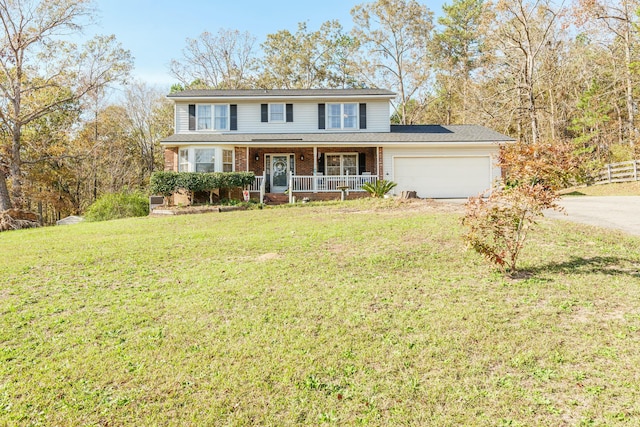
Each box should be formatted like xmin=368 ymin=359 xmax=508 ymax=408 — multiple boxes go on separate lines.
xmin=160 ymin=89 xmax=514 ymax=201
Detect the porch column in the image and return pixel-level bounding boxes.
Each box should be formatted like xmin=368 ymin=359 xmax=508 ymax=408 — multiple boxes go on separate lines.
xmin=246 ymin=147 xmax=249 ymax=172
xmin=313 ymin=146 xmax=318 ymax=193
xmin=313 ymin=146 xmax=318 ymax=173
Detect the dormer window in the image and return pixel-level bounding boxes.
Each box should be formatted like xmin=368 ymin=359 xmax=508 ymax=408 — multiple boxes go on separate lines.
xmin=327 ymin=103 xmax=358 ymax=129
xmin=196 ymin=104 xmax=229 ymax=131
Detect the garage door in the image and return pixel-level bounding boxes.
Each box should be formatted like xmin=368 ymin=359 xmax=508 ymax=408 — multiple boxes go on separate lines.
xmin=393 ymin=156 xmax=492 ymax=198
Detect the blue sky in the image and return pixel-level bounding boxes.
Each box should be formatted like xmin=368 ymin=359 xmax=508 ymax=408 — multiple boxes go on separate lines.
xmin=90 ymin=0 xmax=444 ymax=90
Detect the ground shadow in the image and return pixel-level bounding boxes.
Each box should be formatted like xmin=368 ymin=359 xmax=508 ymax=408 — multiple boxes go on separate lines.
xmin=521 ymin=256 xmax=640 ymax=278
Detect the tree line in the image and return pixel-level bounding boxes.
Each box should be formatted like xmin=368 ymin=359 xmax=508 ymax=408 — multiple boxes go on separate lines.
xmin=2 ymin=0 xmax=640 ymax=222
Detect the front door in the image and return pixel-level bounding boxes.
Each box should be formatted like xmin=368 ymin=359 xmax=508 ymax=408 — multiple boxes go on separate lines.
xmin=270 ymin=155 xmax=290 ymax=193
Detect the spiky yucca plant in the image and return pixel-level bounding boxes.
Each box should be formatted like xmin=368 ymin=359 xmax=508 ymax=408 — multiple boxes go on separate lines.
xmin=361 ymin=180 xmax=398 ymax=198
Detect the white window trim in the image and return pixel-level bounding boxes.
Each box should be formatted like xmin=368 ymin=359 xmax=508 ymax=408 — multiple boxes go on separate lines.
xmin=196 ymin=103 xmax=230 ymax=131
xmin=177 ymin=147 xmax=236 ymax=173
xmin=178 ymin=149 xmax=189 ymax=172
xmin=326 ymin=103 xmax=358 ymax=130
xmin=222 ymin=149 xmax=234 ymax=172
xmin=195 ymin=148 xmax=216 ymax=173
xmin=269 ymin=103 xmax=286 ymax=123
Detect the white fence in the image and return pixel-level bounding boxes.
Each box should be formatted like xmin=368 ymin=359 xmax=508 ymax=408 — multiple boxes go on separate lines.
xmin=594 ymin=160 xmax=639 ymax=184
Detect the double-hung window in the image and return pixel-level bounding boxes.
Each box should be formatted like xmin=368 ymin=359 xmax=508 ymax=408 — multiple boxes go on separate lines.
xmin=196 ymin=104 xmax=229 ymax=130
xmin=326 ymin=153 xmax=358 ymax=176
xmin=269 ymin=104 xmax=285 ymax=122
xmin=327 ymin=103 xmax=358 ymax=129
xmin=214 ymin=105 xmax=228 ymax=130
xmin=195 ymin=149 xmax=216 ymax=172
xmin=222 ymin=149 xmax=233 ymax=172
xmin=197 ymin=105 xmax=211 ymax=130
xmin=178 ymin=149 xmax=189 ymax=172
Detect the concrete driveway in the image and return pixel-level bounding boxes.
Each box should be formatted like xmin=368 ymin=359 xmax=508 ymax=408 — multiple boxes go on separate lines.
xmin=544 ymin=196 xmax=640 ymax=237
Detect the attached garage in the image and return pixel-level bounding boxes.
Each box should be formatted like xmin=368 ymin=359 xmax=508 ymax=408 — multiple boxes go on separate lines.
xmin=393 ymin=156 xmax=493 ymax=198
xmin=382 ymin=125 xmax=512 ymax=199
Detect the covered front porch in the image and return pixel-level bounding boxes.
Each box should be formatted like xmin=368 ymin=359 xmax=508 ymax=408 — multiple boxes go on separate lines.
xmin=241 ymin=146 xmax=381 ymax=200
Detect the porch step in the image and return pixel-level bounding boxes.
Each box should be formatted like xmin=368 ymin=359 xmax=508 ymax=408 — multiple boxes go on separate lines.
xmin=263 ymin=193 xmax=290 ymax=205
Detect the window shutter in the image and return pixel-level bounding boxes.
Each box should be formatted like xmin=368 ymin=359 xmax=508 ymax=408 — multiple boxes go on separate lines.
xmin=318 ymin=104 xmax=325 ymax=129
xmin=188 ymin=104 xmax=196 ymax=131
xmin=286 ymin=104 xmax=293 ymax=122
xmin=359 ymin=153 xmax=366 ymax=174
xmin=261 ymin=104 xmax=268 ymax=122
xmin=230 ymin=104 xmax=238 ymax=131
xmin=317 ymin=154 xmax=325 ymax=174
xmin=359 ymin=103 xmax=367 ymax=129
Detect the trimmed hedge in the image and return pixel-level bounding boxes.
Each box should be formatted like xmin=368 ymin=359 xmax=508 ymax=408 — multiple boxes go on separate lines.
xmin=150 ymin=171 xmax=255 ymax=202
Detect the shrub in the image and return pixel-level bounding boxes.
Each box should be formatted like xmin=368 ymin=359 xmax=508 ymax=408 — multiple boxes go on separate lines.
xmin=150 ymin=171 xmax=179 ymax=197
xmin=361 ymin=180 xmax=397 ymax=197
xmin=462 ymin=182 xmax=561 ymax=274
xmin=149 ymin=171 xmax=256 ymax=204
xmin=85 ymin=191 xmax=149 ymax=222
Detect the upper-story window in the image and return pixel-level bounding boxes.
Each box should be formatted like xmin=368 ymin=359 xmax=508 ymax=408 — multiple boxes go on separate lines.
xmin=327 ymin=103 xmax=358 ymax=129
xmin=196 ymin=104 xmax=229 ymax=131
xmin=269 ymin=104 xmax=285 ymax=122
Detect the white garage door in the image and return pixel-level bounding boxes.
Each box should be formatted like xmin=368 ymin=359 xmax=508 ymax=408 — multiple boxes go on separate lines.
xmin=393 ymin=156 xmax=492 ymax=198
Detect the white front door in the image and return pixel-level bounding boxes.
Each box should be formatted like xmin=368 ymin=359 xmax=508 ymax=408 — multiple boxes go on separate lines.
xmin=270 ymin=155 xmax=290 ymax=193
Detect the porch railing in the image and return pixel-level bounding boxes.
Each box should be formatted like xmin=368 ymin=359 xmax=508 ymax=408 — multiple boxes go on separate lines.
xmin=291 ymin=174 xmax=378 ymax=192
xmin=249 ymin=174 xmax=264 ymax=192
xmin=250 ymin=173 xmax=378 ymax=193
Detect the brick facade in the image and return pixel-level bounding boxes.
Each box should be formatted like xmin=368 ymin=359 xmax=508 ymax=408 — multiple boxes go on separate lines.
xmin=246 ymin=147 xmax=378 ymax=176
xmin=164 ymin=147 xmax=178 ymax=171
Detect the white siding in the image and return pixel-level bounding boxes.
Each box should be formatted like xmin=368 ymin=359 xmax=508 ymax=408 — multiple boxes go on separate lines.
xmin=173 ymin=99 xmax=390 ymax=134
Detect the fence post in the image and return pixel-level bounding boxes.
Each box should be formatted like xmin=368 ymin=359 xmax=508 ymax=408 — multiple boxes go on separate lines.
xmin=635 ymin=161 xmax=638 ymax=181
xmin=607 ymin=164 xmax=612 ymax=183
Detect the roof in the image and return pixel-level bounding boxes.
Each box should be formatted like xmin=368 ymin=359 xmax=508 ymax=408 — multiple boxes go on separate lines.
xmin=167 ymin=88 xmax=397 ymax=99
xmin=161 ymin=125 xmax=514 ymax=145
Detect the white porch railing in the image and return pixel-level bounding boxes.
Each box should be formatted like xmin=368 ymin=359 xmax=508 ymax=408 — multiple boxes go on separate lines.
xmin=291 ymin=174 xmax=378 ymax=192
xmin=248 ymin=174 xmax=264 ymax=192
xmin=250 ymin=173 xmax=378 ymax=193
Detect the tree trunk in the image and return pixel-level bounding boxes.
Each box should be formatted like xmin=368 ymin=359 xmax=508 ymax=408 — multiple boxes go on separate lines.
xmin=0 ymin=174 xmax=12 ymax=211
xmin=10 ymin=125 xmax=23 ymax=208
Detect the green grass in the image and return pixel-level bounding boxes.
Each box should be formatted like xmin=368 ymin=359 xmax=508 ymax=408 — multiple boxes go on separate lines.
xmin=562 ymin=181 xmax=640 ymax=196
xmin=1 ymin=199 xmax=640 ymax=426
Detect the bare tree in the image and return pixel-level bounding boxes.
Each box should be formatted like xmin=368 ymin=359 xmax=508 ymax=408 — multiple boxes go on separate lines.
xmin=169 ymin=29 xmax=258 ymax=89
xmin=488 ymin=0 xmax=565 ymax=144
xmin=574 ymin=0 xmax=639 ymax=146
xmin=123 ymin=81 xmax=173 ymax=180
xmin=351 ymin=0 xmax=434 ymax=124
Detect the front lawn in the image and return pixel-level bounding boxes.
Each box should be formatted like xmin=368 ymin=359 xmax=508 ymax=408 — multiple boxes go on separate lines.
xmin=1 ymin=199 xmax=639 ymax=425
xmin=562 ymin=181 xmax=640 ymax=196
